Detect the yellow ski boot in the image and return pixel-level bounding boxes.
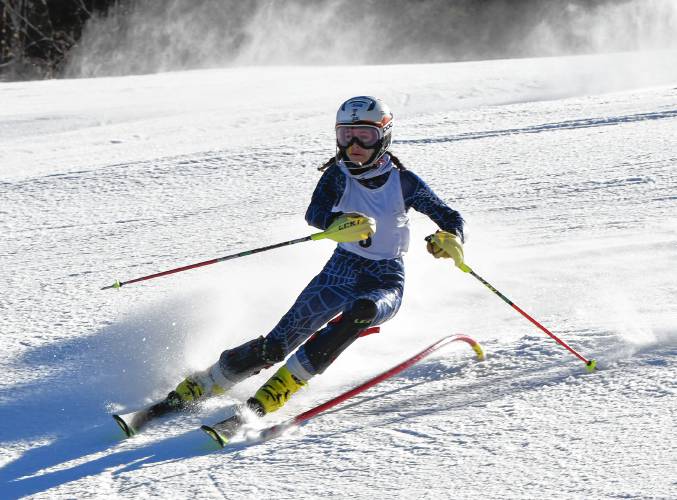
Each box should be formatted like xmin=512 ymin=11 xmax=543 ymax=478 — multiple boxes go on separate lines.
xmin=168 ymin=367 xmax=226 ymax=407
xmin=248 ymin=366 xmax=306 ymax=415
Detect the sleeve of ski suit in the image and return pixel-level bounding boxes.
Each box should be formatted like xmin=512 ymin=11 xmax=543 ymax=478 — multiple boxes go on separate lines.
xmin=401 ymin=170 xmax=465 ymax=241
xmin=305 ymin=164 xmax=346 ymax=230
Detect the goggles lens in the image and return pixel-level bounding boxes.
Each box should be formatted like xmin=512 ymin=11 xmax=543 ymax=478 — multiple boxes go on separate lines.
xmin=336 ymin=126 xmax=380 ymax=148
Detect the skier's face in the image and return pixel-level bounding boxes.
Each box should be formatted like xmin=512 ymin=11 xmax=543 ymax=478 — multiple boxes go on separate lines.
xmin=346 ymin=143 xmax=375 ymax=164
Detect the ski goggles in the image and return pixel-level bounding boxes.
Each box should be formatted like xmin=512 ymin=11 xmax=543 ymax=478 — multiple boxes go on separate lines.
xmin=336 ymin=125 xmax=381 ymax=148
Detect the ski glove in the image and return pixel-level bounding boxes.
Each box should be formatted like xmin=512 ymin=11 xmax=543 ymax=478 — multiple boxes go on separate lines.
xmin=426 ymin=230 xmax=466 ymax=270
xmin=321 ymin=212 xmax=376 ymax=243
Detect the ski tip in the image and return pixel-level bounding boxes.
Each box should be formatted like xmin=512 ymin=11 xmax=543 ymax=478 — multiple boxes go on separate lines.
xmin=449 ymin=335 xmax=486 ymax=361
xmin=113 ymin=414 xmax=136 ymax=438
xmin=201 ymin=425 xmax=228 ymax=448
xmin=585 ymin=359 xmax=598 ymax=373
xmin=471 ymin=342 xmax=485 ymax=361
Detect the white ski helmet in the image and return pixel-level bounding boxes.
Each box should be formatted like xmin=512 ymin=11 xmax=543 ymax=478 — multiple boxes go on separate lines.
xmin=335 ymin=96 xmax=393 ymax=173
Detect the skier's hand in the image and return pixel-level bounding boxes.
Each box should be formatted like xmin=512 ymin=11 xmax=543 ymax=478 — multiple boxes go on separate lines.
xmin=426 ymin=231 xmax=465 ymax=269
xmin=323 ymin=212 xmax=375 ymax=243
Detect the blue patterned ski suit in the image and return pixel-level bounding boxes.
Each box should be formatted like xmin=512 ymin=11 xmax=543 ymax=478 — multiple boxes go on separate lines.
xmin=266 ymin=159 xmax=465 ymax=376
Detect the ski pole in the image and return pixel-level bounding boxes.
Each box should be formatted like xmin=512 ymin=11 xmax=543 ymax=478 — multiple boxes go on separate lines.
xmin=101 ymin=227 xmax=343 ymax=290
xmin=457 ymin=262 xmax=597 ymax=372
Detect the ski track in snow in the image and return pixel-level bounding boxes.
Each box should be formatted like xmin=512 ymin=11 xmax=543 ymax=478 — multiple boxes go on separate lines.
xmin=1 ymin=52 xmax=676 ymax=499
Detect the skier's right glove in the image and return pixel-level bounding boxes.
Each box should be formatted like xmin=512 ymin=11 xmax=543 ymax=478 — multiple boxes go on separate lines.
xmin=425 ymin=230 xmax=468 ymax=271
xmin=320 ymin=212 xmax=376 ymax=243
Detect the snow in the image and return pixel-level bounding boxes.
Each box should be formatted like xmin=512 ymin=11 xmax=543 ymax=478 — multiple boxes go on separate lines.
xmin=1 ymin=50 xmax=676 ymax=498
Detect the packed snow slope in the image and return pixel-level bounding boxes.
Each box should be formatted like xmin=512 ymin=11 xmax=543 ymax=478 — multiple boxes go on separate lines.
xmin=1 ymin=51 xmax=676 ymax=499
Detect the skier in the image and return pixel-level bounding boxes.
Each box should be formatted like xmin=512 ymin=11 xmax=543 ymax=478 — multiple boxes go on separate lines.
xmin=169 ymin=96 xmax=466 ymax=416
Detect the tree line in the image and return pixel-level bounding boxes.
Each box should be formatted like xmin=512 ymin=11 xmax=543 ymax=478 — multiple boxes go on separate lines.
xmin=0 ymin=0 xmax=122 ymax=80
xmin=0 ymin=0 xmax=635 ymax=81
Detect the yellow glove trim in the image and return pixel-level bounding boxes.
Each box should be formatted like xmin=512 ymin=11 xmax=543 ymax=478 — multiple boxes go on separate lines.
xmin=313 ymin=213 xmax=376 ymax=243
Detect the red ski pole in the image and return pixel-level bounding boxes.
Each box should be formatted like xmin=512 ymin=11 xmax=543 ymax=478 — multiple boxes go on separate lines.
xmin=101 ymin=235 xmax=314 ymax=290
xmin=101 ymin=215 xmax=374 ymax=290
xmin=458 ymin=262 xmax=597 ymax=372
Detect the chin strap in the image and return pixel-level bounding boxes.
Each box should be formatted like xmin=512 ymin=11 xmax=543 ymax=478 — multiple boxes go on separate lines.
xmin=336 ymin=135 xmax=386 ymax=171
xmin=343 ymin=161 xmax=370 ymax=175
xmin=337 ymin=154 xmax=393 ymax=180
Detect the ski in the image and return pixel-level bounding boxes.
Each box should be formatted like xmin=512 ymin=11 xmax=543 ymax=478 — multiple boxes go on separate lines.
xmin=113 ymin=397 xmax=184 ymax=437
xmin=200 ymin=411 xmax=248 ymax=447
xmin=201 ymin=334 xmax=485 ymax=448
xmin=113 ymin=321 xmax=381 ymax=438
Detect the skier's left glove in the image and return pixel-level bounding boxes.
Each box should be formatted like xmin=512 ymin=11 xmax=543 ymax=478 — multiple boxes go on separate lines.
xmin=425 ymin=230 xmax=466 ymax=271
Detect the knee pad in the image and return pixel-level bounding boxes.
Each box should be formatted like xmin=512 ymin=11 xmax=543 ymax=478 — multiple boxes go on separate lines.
xmin=344 ymin=298 xmax=378 ymax=325
xmin=302 ymin=299 xmax=378 ymax=375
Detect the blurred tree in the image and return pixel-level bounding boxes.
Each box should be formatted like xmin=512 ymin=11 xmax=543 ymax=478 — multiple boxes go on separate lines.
xmin=0 ymin=0 xmax=119 ymax=80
